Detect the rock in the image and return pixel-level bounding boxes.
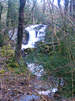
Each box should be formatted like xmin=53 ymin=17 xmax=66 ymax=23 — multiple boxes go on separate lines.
xmin=54 ymin=91 xmax=62 ymax=100
xmin=14 ymin=94 xmax=40 ymax=101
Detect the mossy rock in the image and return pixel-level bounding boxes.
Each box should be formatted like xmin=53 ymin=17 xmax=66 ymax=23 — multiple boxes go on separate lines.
xmin=1 ymin=44 xmax=14 ymax=57
xmin=0 ymin=69 xmax=5 ymax=74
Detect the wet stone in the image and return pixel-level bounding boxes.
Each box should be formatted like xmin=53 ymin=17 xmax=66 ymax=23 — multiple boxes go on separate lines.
xmin=14 ymin=94 xmax=40 ymax=101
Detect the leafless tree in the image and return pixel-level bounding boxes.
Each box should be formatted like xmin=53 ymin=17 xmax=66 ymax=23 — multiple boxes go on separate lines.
xmin=0 ymin=2 xmax=3 ymax=22
xmin=70 ymin=0 xmax=75 ymax=18
xmin=31 ymin=0 xmax=37 ymax=24
xmin=15 ymin=0 xmax=26 ymax=61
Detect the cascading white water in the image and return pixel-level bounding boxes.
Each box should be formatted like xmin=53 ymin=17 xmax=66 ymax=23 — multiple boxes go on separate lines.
xmin=9 ymin=24 xmax=47 ymax=49
xmin=22 ymin=24 xmax=47 ymax=49
xmin=9 ymin=24 xmax=58 ymax=96
xmin=22 ymin=24 xmax=58 ymax=95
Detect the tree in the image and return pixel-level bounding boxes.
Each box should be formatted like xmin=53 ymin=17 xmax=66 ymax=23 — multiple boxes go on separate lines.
xmin=15 ymin=0 xmax=26 ymax=61
xmin=31 ymin=0 xmax=37 ymax=24
xmin=0 ymin=2 xmax=3 ymax=22
xmin=70 ymin=0 xmax=75 ymax=18
xmin=57 ymin=0 xmax=61 ymax=8
xmin=6 ymin=0 xmax=12 ymax=27
xmin=6 ymin=0 xmax=18 ymax=27
xmin=42 ymin=0 xmax=46 ymax=14
xmin=64 ymin=0 xmax=69 ymax=15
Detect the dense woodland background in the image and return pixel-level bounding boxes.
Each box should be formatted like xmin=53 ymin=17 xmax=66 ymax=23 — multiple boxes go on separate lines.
xmin=0 ymin=0 xmax=75 ymax=100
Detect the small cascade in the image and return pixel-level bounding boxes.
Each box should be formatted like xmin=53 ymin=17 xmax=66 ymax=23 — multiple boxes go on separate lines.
xmin=9 ymin=24 xmax=47 ymax=49
xmin=9 ymin=24 xmax=59 ymax=97
xmin=27 ymin=63 xmax=44 ymax=77
xmin=22 ymin=24 xmax=47 ymax=49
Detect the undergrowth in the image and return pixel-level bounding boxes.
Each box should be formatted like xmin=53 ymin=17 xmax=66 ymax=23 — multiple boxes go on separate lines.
xmin=1 ymin=43 xmax=27 ymax=74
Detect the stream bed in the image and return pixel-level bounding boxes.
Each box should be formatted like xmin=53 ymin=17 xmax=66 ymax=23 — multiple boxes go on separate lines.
xmin=9 ymin=24 xmax=63 ymax=101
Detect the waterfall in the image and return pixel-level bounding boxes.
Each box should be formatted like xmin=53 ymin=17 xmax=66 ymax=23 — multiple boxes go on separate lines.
xmin=9 ymin=24 xmax=59 ymax=96
xmin=9 ymin=24 xmax=47 ymax=49
xmin=22 ymin=24 xmax=47 ymax=49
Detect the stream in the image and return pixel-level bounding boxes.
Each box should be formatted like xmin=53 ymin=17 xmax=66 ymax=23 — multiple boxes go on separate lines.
xmin=9 ymin=24 xmax=60 ymax=101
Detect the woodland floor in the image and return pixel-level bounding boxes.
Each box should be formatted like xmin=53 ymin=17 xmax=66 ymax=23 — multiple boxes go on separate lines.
xmin=0 ymin=47 xmax=75 ymax=101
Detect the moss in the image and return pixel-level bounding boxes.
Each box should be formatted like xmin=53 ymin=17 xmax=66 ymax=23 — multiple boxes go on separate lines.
xmin=6 ymin=55 xmax=27 ymax=74
xmin=6 ymin=56 xmax=19 ymax=68
xmin=1 ymin=44 xmax=14 ymax=57
xmin=0 ymin=69 xmax=5 ymax=74
xmin=1 ymin=44 xmax=27 ymax=74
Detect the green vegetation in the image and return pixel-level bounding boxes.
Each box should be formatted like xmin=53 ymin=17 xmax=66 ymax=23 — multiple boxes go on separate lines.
xmin=0 ymin=44 xmax=27 ymax=74
xmin=0 ymin=34 xmax=4 ymax=46
xmin=6 ymin=56 xmax=27 ymax=74
xmin=25 ymin=26 xmax=75 ymax=97
xmin=0 ymin=0 xmax=75 ymax=100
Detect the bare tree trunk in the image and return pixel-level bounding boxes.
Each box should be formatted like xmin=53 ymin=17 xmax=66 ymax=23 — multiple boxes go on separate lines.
xmin=15 ymin=0 xmax=26 ymax=61
xmin=31 ymin=0 xmax=37 ymax=24
xmin=42 ymin=0 xmax=46 ymax=14
xmin=0 ymin=2 xmax=3 ymax=30
xmin=70 ymin=0 xmax=75 ymax=18
xmin=57 ymin=0 xmax=61 ymax=8
xmin=64 ymin=0 xmax=69 ymax=15
xmin=0 ymin=2 xmax=3 ymax=22
xmin=6 ymin=0 xmax=11 ymax=27
xmin=6 ymin=0 xmax=17 ymax=28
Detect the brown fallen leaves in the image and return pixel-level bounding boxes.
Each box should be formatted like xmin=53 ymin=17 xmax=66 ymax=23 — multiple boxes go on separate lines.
xmin=0 ymin=74 xmax=75 ymax=101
